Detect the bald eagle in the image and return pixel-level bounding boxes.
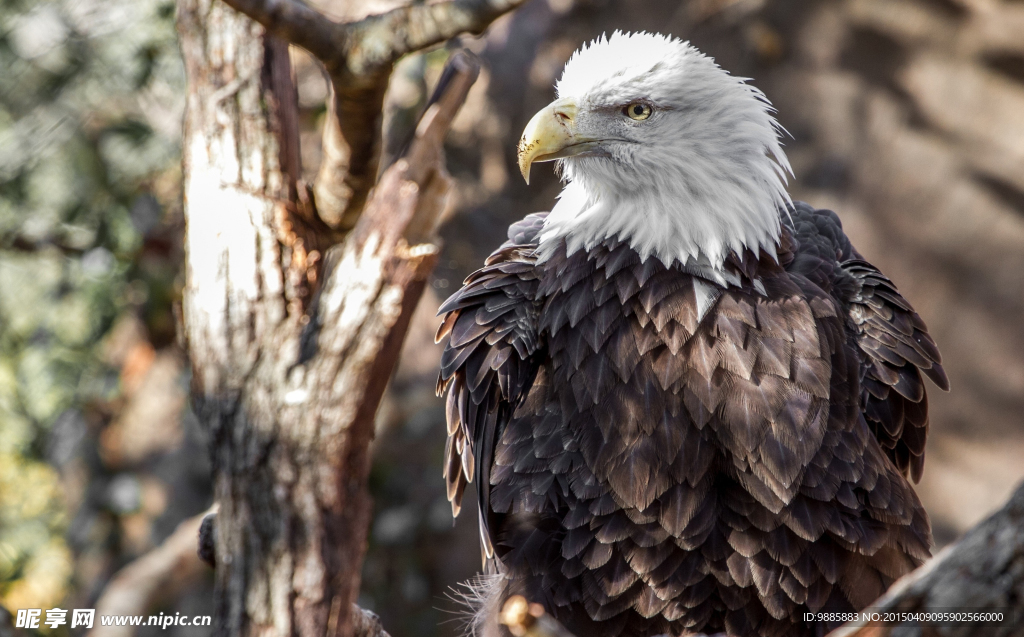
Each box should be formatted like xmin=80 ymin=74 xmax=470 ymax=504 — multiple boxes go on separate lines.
xmin=436 ymin=32 xmax=947 ymax=637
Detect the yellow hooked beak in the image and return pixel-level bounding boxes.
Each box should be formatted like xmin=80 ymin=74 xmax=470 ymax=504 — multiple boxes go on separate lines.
xmin=517 ymin=98 xmax=605 ymax=184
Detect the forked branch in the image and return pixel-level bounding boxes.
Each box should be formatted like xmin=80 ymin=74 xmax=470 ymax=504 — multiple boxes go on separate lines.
xmin=219 ymin=0 xmax=528 ymax=230
xmin=292 ymin=48 xmax=479 ymax=637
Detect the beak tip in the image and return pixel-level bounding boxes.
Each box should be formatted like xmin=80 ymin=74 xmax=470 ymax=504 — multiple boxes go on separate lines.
xmin=517 ymin=140 xmax=531 ymax=185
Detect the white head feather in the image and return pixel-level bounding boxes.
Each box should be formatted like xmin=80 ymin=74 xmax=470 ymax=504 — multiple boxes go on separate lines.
xmin=536 ymin=32 xmax=792 ymax=275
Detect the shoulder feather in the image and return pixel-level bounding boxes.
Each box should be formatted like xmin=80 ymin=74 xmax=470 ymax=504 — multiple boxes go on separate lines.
xmin=784 ymin=201 xmax=947 ymax=482
xmin=435 ymin=214 xmax=546 ymax=560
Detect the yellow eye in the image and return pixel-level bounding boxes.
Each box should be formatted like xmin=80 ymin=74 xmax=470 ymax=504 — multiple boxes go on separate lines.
xmin=624 ymin=102 xmax=652 ymax=120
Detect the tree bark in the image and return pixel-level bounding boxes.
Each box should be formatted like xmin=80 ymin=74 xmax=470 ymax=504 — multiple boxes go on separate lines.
xmin=176 ymin=1 xmax=482 ymax=635
xmin=178 ymin=4 xmax=316 ymax=635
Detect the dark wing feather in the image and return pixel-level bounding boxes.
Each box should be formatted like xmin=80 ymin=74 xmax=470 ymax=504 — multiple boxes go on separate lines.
xmin=843 ymin=259 xmax=948 ymax=482
xmin=785 ymin=202 xmax=948 ymax=483
xmin=436 ymin=213 xmax=546 ymax=560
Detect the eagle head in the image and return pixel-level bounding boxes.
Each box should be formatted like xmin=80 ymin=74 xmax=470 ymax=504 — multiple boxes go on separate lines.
xmin=518 ymin=32 xmax=793 ymax=273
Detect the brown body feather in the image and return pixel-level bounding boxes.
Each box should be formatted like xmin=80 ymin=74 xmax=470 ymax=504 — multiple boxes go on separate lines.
xmin=436 ymin=203 xmax=946 ymax=637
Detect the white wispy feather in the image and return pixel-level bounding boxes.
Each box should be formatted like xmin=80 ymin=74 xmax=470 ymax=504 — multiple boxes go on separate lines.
xmin=445 ymin=574 xmax=505 ymax=637
xmin=536 ymin=31 xmax=793 ymax=275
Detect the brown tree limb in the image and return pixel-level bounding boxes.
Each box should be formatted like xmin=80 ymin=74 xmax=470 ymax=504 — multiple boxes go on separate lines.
xmin=339 ymin=0 xmax=529 ymax=74
xmin=3 ymin=235 xmax=87 ymax=255
xmin=219 ymin=0 xmax=528 ymax=230
xmin=262 ymin=34 xmax=302 ymax=204
xmin=218 ymin=0 xmax=524 ymax=79
xmin=349 ymin=606 xmax=391 ymax=637
xmin=214 ymin=0 xmax=342 ymax=65
xmin=91 ymin=510 xmax=212 ymax=637
xmin=298 ymin=52 xmax=479 ymax=637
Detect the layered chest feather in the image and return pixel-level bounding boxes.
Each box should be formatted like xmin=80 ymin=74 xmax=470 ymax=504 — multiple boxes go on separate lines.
xmin=501 ymin=243 xmax=850 ymax=512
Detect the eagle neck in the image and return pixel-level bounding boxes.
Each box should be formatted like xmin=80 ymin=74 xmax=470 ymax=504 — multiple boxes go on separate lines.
xmin=535 ymin=177 xmax=787 ymax=286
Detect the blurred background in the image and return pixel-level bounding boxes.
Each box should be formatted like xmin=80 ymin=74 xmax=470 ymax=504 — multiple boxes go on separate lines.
xmin=1 ymin=0 xmax=1023 ymax=635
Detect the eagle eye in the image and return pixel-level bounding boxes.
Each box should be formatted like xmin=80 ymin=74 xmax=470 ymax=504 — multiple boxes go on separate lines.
xmin=623 ymin=102 xmax=652 ymax=121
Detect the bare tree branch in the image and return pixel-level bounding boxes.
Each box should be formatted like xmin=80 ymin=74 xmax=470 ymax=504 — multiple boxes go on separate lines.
xmin=220 ymin=0 xmax=525 ymax=74
xmin=219 ymin=0 xmax=528 ymax=230
xmin=342 ymin=0 xmax=527 ymax=74
xmin=91 ymin=510 xmax=213 ymax=637
xmin=216 ymin=0 xmax=343 ymax=65
xmin=297 ymin=53 xmax=480 ymax=637
xmin=2 ymin=234 xmax=87 ymax=255
xmin=349 ymin=606 xmax=391 ymax=637
xmin=263 ymin=34 xmax=303 ymax=204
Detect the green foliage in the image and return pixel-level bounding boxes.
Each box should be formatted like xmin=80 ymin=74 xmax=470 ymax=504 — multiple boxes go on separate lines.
xmin=0 ymin=0 xmax=184 ymax=612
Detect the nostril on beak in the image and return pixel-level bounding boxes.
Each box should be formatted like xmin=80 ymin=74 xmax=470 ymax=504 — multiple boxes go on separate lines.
xmin=554 ymin=109 xmax=573 ymax=123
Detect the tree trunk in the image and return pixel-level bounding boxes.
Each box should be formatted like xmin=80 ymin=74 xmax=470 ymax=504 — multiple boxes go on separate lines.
xmin=176 ymin=2 xmax=472 ymax=636
xmin=178 ymin=3 xmax=336 ymax=635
